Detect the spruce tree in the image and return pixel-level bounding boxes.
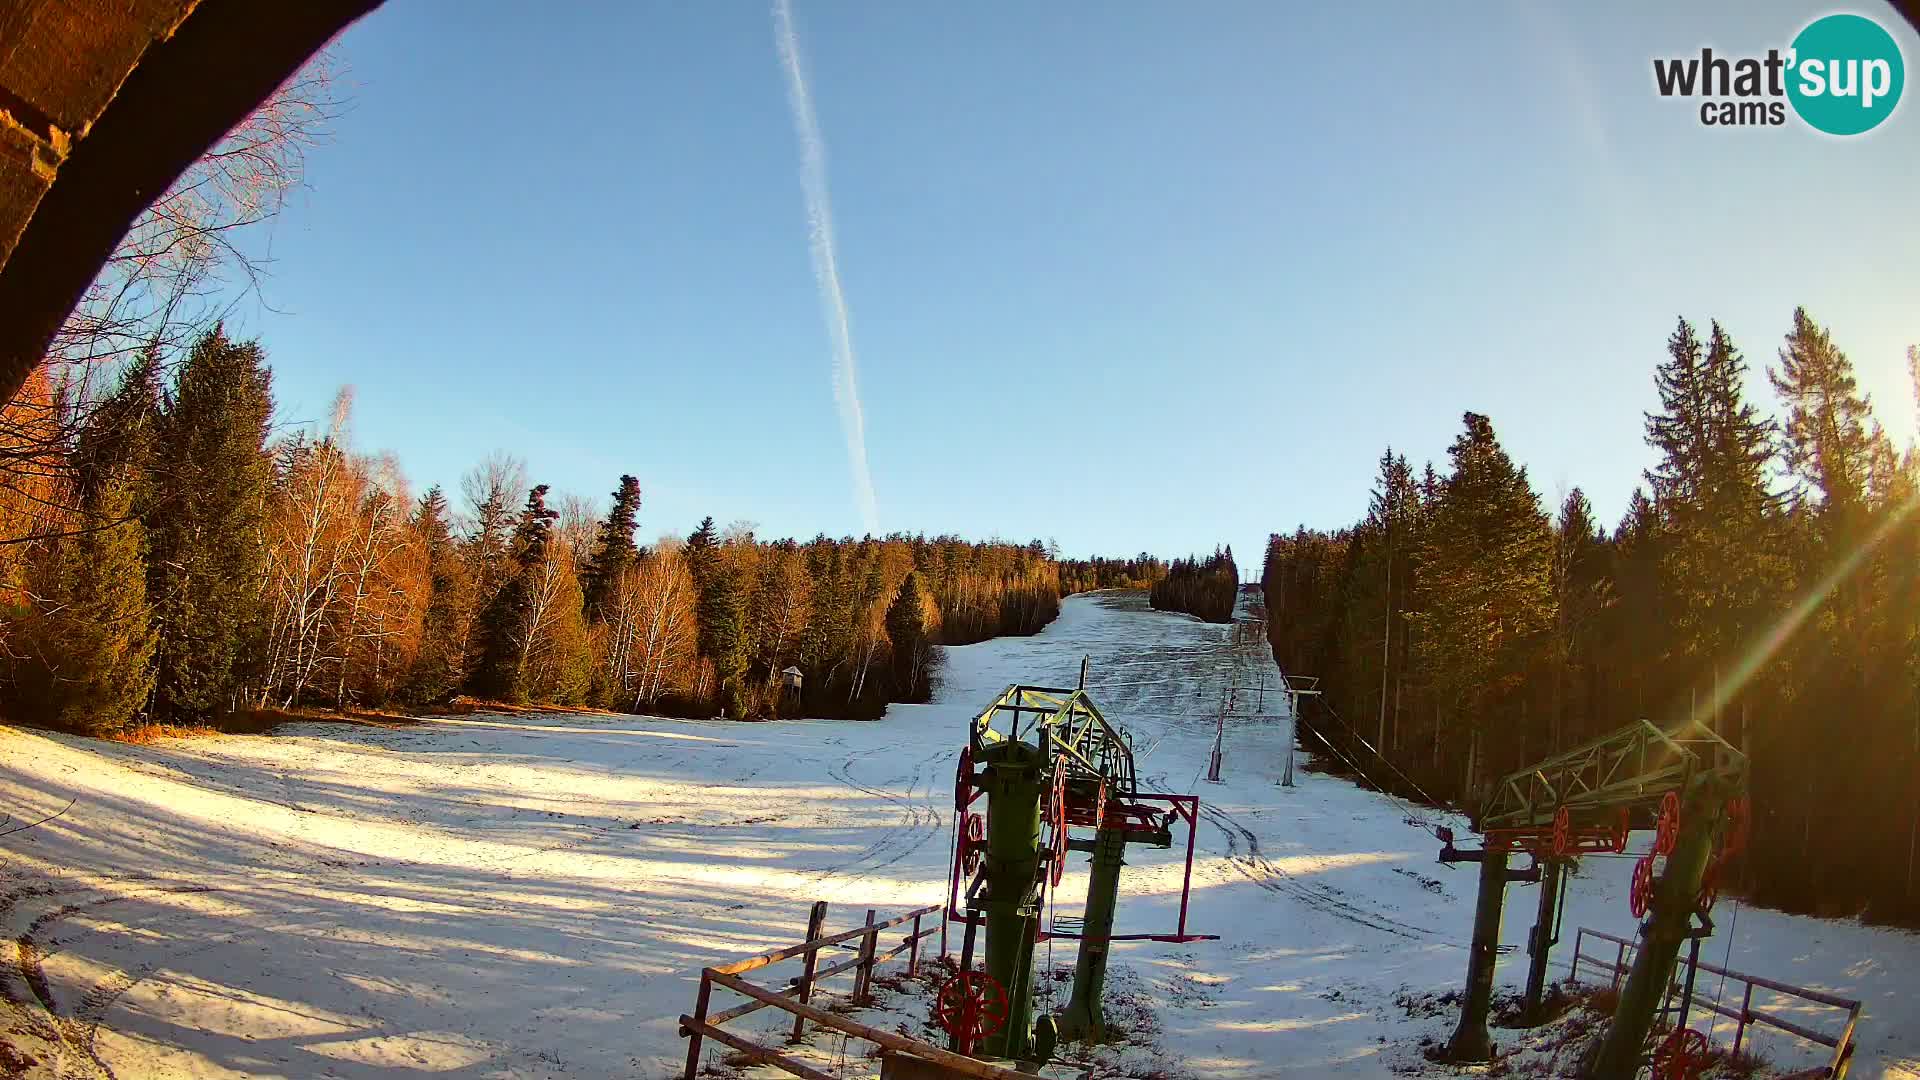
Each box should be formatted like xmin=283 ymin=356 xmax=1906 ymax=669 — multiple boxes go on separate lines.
xmin=471 ymin=484 xmax=558 ymax=701
xmin=145 ymin=328 xmax=274 ymax=720
xmin=1770 ymin=307 xmax=1884 ymax=528
xmin=407 ymin=485 xmax=471 ymax=704
xmin=1644 ymin=318 xmax=1780 ymax=671
xmin=8 ymin=362 xmax=162 ymax=733
xmin=885 ymin=571 xmax=937 ymax=701
xmin=581 ymin=474 xmax=642 ymax=621
xmin=1406 ymin=412 xmax=1553 ymax=789
xmin=36 ymin=469 xmax=158 ymax=732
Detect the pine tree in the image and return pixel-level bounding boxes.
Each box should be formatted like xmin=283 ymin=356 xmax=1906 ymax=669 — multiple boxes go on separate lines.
xmin=1770 ymin=307 xmax=1885 ymax=532
xmin=1547 ymin=487 xmax=1611 ymax=750
xmin=581 ymin=474 xmax=642 ymax=621
xmin=683 ymin=515 xmax=752 ymax=714
xmin=6 ymin=361 xmax=161 ymax=733
xmin=1644 ymin=318 xmax=1780 ymax=675
xmin=36 ymin=469 xmax=159 ymax=732
xmin=406 ymin=485 xmax=471 ymax=703
xmin=1406 ymin=412 xmax=1554 ymax=791
xmin=471 ymin=484 xmax=558 ymax=701
xmin=145 ymin=327 xmax=274 ymax=720
xmin=885 ymin=570 xmax=937 ymax=701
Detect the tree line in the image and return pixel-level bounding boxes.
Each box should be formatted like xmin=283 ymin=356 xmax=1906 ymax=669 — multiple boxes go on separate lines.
xmin=1263 ymin=309 xmax=1920 ymax=923
xmin=1057 ymin=554 xmax=1168 ymax=594
xmin=1149 ymin=548 xmax=1239 ymax=623
xmin=0 ymin=328 xmax=1091 ymax=733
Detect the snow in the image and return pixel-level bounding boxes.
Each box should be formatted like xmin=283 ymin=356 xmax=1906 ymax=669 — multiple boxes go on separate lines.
xmin=1 ymin=590 xmax=1915 ymax=1079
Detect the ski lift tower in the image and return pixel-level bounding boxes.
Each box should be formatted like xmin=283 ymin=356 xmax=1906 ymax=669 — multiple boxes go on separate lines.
xmin=1433 ymin=719 xmax=1748 ymax=1080
xmin=945 ymin=685 xmax=1214 ymax=1064
xmin=1278 ymin=675 xmax=1320 ymax=787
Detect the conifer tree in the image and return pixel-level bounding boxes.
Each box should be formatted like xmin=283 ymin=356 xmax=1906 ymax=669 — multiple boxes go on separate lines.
xmin=145 ymin=327 xmax=275 ymax=720
xmin=407 ymin=485 xmax=470 ymax=703
xmin=885 ymin=570 xmax=937 ymax=701
xmin=471 ymin=484 xmax=558 ymax=701
xmin=1644 ymin=318 xmax=1780 ymax=672
xmin=581 ymin=475 xmax=642 ymax=621
xmin=35 ymin=468 xmax=159 ymax=732
xmin=6 ymin=362 xmax=161 ymax=732
xmin=1771 ymin=307 xmax=1885 ymax=531
xmin=1406 ymin=412 xmax=1553 ymax=790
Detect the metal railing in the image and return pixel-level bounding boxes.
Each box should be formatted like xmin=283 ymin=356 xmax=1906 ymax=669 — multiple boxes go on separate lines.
xmin=1570 ymin=926 xmax=1861 ymax=1078
xmin=678 ymin=900 xmax=1029 ymax=1080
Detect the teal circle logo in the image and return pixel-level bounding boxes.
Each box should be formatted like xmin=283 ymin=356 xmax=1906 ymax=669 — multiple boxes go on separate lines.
xmin=1787 ymin=14 xmax=1904 ymax=135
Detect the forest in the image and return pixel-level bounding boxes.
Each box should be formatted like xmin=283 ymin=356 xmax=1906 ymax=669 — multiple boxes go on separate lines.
xmin=1057 ymin=553 xmax=1168 ymax=594
xmin=1149 ymin=548 xmax=1240 ymax=623
xmin=1263 ymin=310 xmax=1920 ymax=923
xmin=0 ymin=328 xmax=1097 ymax=732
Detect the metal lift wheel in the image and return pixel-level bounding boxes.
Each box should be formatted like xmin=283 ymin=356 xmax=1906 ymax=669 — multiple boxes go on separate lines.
xmin=934 ymin=970 xmax=1009 ymax=1043
xmin=1612 ymin=806 xmax=1631 ymax=854
xmin=961 ymin=812 xmax=985 ymax=877
xmin=954 ymin=745 xmax=974 ymax=813
xmin=1653 ymin=1026 xmax=1711 ymax=1080
xmin=1048 ymin=763 xmax=1068 ymax=887
xmin=1551 ymin=806 xmax=1571 ymax=856
xmin=1655 ymin=791 xmax=1681 ymax=857
xmin=1695 ymin=856 xmax=1720 ymax=915
xmin=1629 ymin=854 xmax=1656 ymax=919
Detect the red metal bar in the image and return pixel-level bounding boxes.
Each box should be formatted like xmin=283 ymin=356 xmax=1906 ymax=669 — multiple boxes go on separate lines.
xmin=1176 ymin=795 xmax=1198 ymax=938
xmin=1036 ymin=931 xmax=1219 ymax=943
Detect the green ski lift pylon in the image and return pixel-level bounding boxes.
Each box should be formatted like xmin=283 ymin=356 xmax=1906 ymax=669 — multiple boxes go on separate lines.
xmin=947 ymin=683 xmax=1213 ymax=1064
xmin=1435 ymin=719 xmax=1748 ymax=1066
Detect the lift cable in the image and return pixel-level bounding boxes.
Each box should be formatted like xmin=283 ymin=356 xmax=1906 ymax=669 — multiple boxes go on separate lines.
xmin=1308 ymin=696 xmax=1458 ymax=814
xmin=1295 ymin=720 xmax=1440 ymax=834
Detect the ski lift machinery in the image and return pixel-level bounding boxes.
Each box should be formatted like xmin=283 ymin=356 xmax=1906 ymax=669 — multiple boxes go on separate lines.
xmin=943 ymin=683 xmax=1215 ymax=1063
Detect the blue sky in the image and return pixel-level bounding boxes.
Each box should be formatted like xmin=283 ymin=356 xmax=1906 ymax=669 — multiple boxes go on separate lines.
xmin=232 ymin=2 xmax=1920 ymax=564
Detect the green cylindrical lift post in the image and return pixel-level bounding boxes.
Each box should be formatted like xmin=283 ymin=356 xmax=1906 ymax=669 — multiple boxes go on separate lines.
xmin=1585 ymin=790 xmax=1721 ymax=1080
xmin=1056 ymin=821 xmax=1127 ymax=1039
xmin=1444 ymin=844 xmax=1512 ymax=1062
xmin=1523 ymin=857 xmax=1564 ymax=1023
xmin=981 ymin=741 xmax=1045 ymax=1061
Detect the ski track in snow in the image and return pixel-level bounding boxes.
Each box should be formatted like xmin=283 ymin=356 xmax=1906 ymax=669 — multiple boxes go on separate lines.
xmin=0 ymin=591 xmax=1916 ymax=1078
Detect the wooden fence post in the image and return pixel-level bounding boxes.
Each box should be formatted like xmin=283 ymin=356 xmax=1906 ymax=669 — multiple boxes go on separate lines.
xmin=683 ymin=972 xmax=713 ymax=1080
xmin=853 ymin=907 xmax=879 ymax=1005
xmin=789 ymin=901 xmax=830 ymax=1043
xmin=908 ymin=912 xmax=924 ymax=976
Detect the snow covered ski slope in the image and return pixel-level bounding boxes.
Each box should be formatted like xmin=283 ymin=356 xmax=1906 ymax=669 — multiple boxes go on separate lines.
xmin=1 ymin=591 xmax=1915 ymax=1078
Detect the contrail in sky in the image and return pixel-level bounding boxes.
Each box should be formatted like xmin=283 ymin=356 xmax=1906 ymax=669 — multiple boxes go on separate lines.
xmin=774 ymin=0 xmax=879 ymax=534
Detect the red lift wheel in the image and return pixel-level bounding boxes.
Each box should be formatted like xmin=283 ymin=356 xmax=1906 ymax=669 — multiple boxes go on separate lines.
xmin=960 ymin=813 xmax=985 ymax=877
xmin=1093 ymin=778 xmax=1109 ymax=832
xmin=1048 ymin=763 xmax=1069 ymax=886
xmin=1695 ymin=857 xmax=1721 ymax=915
xmin=1630 ymin=855 xmax=1656 ymax=919
xmin=1655 ymin=792 xmax=1682 ymax=856
xmin=1723 ymin=795 xmax=1751 ymax=857
xmin=934 ymin=971 xmax=1008 ymax=1053
xmin=1612 ymin=806 xmax=1631 ymax=854
xmin=954 ymin=745 xmax=974 ymax=813
xmin=1653 ymin=1026 xmax=1711 ymax=1080
xmin=1551 ymin=806 xmax=1572 ymax=856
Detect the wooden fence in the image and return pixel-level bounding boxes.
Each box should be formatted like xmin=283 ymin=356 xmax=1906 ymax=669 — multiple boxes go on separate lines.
xmin=1570 ymin=926 xmax=1860 ymax=1079
xmin=678 ymin=900 xmax=1030 ymax=1080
